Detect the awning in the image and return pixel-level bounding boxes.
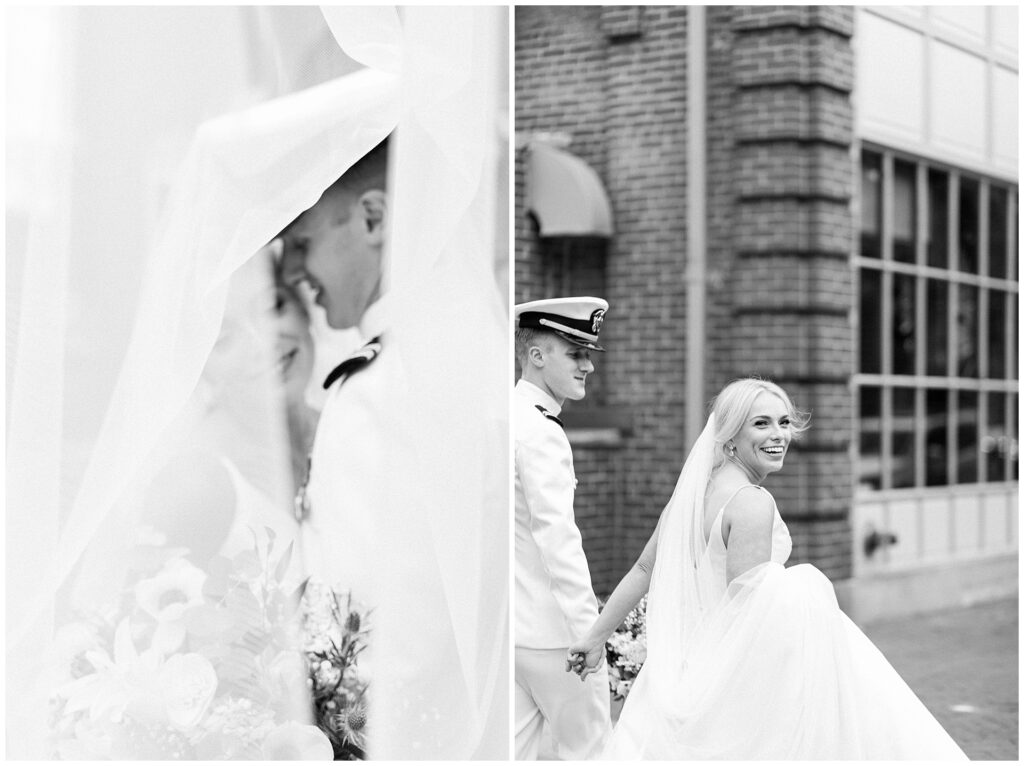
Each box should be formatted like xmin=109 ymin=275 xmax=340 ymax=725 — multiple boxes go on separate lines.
xmin=525 ymin=143 xmax=613 ymax=238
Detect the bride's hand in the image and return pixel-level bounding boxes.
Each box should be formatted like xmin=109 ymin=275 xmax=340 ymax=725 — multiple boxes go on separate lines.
xmin=565 ymin=639 xmax=605 ymax=681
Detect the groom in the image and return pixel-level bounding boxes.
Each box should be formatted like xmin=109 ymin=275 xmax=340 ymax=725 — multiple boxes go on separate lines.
xmin=514 ymin=297 xmax=612 ymax=760
xmin=278 ymin=137 xmax=390 ymax=599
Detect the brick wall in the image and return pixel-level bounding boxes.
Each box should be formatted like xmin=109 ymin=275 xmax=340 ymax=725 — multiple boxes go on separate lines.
xmin=513 ymin=151 xmax=540 ymax=302
xmin=515 ymin=5 xmax=858 ymax=593
xmin=600 ymin=5 xmax=691 ymax=586
xmin=571 ymin=446 xmax=623 ymax=593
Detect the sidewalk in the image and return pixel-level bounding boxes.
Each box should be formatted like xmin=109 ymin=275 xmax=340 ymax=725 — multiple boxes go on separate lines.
xmin=860 ymin=597 xmax=1019 ymax=761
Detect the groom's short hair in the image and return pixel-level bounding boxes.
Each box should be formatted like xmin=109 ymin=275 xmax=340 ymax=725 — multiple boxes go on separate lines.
xmin=278 ymin=136 xmax=390 ymax=237
xmin=321 ymin=136 xmax=390 ymax=224
xmin=515 ymin=326 xmax=558 ymax=368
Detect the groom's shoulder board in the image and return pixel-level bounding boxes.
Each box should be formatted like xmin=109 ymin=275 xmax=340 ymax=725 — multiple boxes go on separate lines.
xmin=323 ymin=336 xmax=383 ymax=390
xmin=534 ymin=404 xmax=564 ymax=430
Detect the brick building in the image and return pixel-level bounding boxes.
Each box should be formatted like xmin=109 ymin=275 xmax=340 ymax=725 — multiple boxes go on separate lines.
xmin=515 ymin=6 xmax=1018 ymax=620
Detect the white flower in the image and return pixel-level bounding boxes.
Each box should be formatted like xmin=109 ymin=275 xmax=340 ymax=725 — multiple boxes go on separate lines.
xmin=607 ymin=633 xmax=628 ymax=653
xmin=57 ymin=619 xmax=162 ymax=725
xmin=301 ymin=580 xmax=343 ymax=653
xmin=56 ymin=620 xmax=218 ymax=735
xmin=134 ymin=558 xmax=207 ymax=653
xmin=315 ymin=660 xmax=341 ymax=689
xmin=343 ymin=661 xmax=368 ymax=689
xmin=135 ymin=558 xmax=206 ymax=620
xmin=268 ymin=650 xmax=311 ymax=699
xmin=47 ymin=621 xmax=103 ymax=685
xmin=623 ymin=638 xmax=647 ymax=666
xmin=159 ymin=653 xmax=218 ymax=730
xmin=261 ymin=721 xmax=334 ymax=760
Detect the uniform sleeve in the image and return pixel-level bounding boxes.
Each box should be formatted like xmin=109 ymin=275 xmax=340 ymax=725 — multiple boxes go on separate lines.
xmin=517 ymin=423 xmax=599 ymax=640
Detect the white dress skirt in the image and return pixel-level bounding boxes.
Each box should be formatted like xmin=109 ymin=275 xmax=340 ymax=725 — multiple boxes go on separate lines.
xmin=604 ymin=495 xmax=969 ymax=760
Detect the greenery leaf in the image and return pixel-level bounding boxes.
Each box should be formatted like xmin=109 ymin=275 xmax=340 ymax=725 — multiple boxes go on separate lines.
xmin=183 ymin=604 xmax=235 ymax=637
xmin=274 ymin=541 xmax=294 ymax=584
xmin=231 ymin=550 xmax=262 ymax=580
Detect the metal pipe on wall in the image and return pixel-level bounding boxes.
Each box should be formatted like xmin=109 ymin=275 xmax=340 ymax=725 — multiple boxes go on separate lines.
xmin=686 ymin=5 xmax=707 ymax=447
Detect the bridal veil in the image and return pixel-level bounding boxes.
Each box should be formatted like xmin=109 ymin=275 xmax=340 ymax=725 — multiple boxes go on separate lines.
xmin=636 ymin=414 xmax=718 ymax=710
xmin=7 ymin=6 xmax=507 ymax=759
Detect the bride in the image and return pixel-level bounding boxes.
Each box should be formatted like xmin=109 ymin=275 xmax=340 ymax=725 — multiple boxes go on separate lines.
xmin=567 ymin=377 xmax=968 ymax=760
xmin=140 ymin=243 xmax=317 ymax=568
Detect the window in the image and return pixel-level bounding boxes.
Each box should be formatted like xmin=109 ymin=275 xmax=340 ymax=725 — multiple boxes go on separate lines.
xmin=856 ymin=146 xmax=1019 ymax=491
xmin=539 ymin=235 xmax=610 ymax=407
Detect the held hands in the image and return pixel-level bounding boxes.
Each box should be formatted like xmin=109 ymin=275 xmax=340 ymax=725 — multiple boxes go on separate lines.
xmin=565 ymin=639 xmax=605 ymax=682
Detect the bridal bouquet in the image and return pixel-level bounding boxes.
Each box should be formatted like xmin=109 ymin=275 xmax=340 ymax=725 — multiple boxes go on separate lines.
xmin=47 ymin=528 xmax=333 ymax=760
xmin=301 ymin=580 xmax=371 ymax=760
xmin=605 ymin=595 xmax=648 ymax=700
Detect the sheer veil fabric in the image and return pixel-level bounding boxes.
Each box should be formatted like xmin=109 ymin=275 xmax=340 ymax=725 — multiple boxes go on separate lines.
xmin=605 ymin=415 xmax=967 ymax=760
xmin=372 ymin=7 xmax=510 ymax=759
xmin=7 ymin=6 xmax=507 ymax=759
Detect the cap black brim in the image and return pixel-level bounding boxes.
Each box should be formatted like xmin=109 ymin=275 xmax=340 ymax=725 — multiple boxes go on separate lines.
xmin=553 ymin=329 xmax=605 ymax=352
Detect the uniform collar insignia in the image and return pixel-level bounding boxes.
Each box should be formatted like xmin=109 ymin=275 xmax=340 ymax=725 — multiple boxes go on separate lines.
xmin=534 ymin=404 xmax=564 ymax=429
xmin=323 ymin=336 xmax=383 ymax=390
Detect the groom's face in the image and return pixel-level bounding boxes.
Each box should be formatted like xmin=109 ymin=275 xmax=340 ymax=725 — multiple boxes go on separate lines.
xmin=538 ymin=335 xmax=595 ymax=403
xmin=280 ymin=197 xmax=382 ymax=330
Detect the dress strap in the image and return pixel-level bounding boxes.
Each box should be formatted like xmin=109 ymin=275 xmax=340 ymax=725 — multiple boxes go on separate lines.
xmin=705 ymin=484 xmax=763 ymax=545
xmin=711 ymin=484 xmax=769 ymax=548
xmin=720 ymin=483 xmax=765 ymax=513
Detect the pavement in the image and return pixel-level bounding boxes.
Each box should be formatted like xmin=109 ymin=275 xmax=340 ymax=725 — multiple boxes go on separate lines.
xmin=860 ymin=597 xmax=1019 ymax=761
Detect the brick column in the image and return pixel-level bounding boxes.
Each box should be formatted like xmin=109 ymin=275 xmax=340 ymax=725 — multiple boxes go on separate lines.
xmin=714 ymin=6 xmax=857 ymax=578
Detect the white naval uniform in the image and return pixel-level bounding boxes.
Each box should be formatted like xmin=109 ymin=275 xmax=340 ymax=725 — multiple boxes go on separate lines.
xmin=301 ymin=297 xmax=396 ymax=603
xmin=514 ymin=379 xmax=610 ymax=761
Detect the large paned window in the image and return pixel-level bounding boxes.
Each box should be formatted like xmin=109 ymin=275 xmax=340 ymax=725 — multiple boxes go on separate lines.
xmin=856 ymin=146 xmax=1019 ymax=491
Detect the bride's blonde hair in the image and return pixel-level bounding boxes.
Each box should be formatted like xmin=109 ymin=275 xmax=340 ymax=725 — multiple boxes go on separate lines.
xmin=709 ymin=377 xmax=810 ymax=468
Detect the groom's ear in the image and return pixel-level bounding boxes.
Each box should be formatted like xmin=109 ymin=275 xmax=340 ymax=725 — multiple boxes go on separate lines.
xmin=357 ymin=189 xmax=387 ymax=247
xmin=527 ymin=345 xmax=546 ymax=368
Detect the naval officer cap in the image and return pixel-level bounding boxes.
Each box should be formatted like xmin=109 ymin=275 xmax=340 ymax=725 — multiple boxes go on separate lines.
xmin=515 ymin=296 xmax=608 ymax=351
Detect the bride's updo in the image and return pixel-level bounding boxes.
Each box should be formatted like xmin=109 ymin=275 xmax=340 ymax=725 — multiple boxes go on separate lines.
xmin=709 ymin=377 xmax=810 ymax=468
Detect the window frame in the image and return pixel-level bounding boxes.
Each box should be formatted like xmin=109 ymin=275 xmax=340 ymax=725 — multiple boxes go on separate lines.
xmin=854 ymin=142 xmax=1018 ymax=495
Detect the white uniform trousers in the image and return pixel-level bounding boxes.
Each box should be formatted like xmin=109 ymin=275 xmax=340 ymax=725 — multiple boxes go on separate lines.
xmin=515 ymin=647 xmax=610 ymax=760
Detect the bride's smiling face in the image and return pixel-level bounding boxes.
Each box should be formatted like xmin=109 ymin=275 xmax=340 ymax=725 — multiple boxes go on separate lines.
xmin=204 ymin=263 xmax=313 ymax=408
xmin=273 ymin=283 xmax=315 ymax=404
xmin=729 ymin=391 xmax=793 ymax=482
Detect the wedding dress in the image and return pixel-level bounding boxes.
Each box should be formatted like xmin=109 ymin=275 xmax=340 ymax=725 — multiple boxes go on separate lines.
xmin=605 ymin=416 xmax=968 ymax=760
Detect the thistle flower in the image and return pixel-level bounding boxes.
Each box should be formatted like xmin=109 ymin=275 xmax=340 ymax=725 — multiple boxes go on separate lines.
xmin=345 ymin=612 xmax=361 ymax=633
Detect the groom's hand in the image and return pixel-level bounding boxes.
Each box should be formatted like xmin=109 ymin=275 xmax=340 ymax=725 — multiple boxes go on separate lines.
xmin=565 ymin=642 xmax=605 ymax=681
xmin=565 ymin=650 xmax=585 ymax=675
